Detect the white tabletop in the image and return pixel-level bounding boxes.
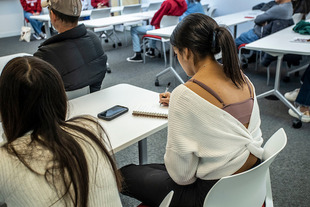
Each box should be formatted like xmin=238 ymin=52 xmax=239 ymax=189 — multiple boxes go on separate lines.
xmin=80 ymin=10 xmax=156 ymax=28
xmin=246 ymin=24 xmax=310 ymax=56
xmin=0 ymin=53 xmax=32 ymax=74
xmin=30 ymin=7 xmax=124 ymax=22
xmin=147 ymin=10 xmax=263 ymax=38
xmin=214 ymin=10 xmax=263 ymax=27
xmin=68 ymin=84 xmax=168 ymax=153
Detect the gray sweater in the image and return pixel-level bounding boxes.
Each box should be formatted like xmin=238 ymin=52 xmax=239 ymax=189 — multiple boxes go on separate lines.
xmin=254 ymin=2 xmax=293 ymax=37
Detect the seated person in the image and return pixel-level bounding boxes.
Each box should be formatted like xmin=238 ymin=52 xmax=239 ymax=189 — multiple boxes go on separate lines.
xmin=91 ymin=0 xmax=109 ymax=8
xmin=126 ymin=0 xmax=187 ymax=63
xmin=179 ymin=0 xmax=205 ymax=21
xmin=34 ymin=0 xmax=107 ymax=93
xmin=285 ymin=64 xmax=310 ymax=122
xmin=20 ymin=0 xmax=46 ymax=40
xmin=121 ymin=13 xmax=264 ymax=206
xmin=0 ymin=56 xmax=122 ymax=206
xmin=81 ymin=0 xmax=93 ymax=20
xmin=82 ymin=0 xmax=93 ymax=10
xmin=235 ymin=0 xmax=293 ymax=48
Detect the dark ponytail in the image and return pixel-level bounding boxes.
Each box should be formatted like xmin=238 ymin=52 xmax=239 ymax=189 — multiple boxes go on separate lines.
xmin=170 ymin=13 xmax=245 ymax=88
xmin=216 ymin=27 xmax=244 ymax=87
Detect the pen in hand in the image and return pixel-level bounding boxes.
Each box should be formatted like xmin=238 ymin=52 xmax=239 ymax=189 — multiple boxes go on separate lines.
xmin=160 ymin=82 xmax=171 ymax=106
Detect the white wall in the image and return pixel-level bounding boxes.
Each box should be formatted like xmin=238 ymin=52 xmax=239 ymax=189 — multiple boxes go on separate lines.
xmin=203 ymin=0 xmax=270 ymax=36
xmin=0 ymin=0 xmax=270 ymax=38
xmin=0 ymin=0 xmax=24 ymax=38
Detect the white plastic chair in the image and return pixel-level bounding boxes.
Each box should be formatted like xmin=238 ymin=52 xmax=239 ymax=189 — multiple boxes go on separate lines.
xmin=159 ymin=191 xmax=174 ymax=207
xmin=142 ymin=15 xmax=179 ymax=66
xmin=206 ymin=6 xmax=216 ymax=17
xmin=203 ymin=128 xmax=287 ymax=207
xmin=148 ymin=2 xmax=162 ymax=11
xmin=66 ymin=86 xmax=90 ymax=100
xmin=122 ymin=4 xmax=143 ymax=45
xmin=90 ymin=8 xmax=122 ymax=48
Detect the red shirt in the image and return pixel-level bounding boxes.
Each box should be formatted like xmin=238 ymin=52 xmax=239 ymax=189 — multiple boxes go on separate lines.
xmin=91 ymin=0 xmax=110 ymax=8
xmin=20 ymin=0 xmax=42 ymax=13
xmin=151 ymin=0 xmax=187 ymax=29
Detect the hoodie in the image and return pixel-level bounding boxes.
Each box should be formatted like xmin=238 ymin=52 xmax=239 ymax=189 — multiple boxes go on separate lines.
xmin=150 ymin=0 xmax=187 ymax=29
xmin=20 ymin=0 xmax=42 ymax=13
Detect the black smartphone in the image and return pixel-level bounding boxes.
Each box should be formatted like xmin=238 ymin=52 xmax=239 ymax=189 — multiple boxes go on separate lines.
xmin=97 ymin=105 xmax=129 ymax=121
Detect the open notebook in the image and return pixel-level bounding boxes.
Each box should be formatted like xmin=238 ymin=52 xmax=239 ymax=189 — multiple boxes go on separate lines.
xmin=132 ymin=104 xmax=168 ymax=119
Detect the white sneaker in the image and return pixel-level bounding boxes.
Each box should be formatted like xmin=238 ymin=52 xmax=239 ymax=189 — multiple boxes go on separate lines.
xmin=32 ymin=33 xmax=42 ymax=40
xmin=39 ymin=33 xmax=47 ymax=39
xmin=288 ymin=106 xmax=310 ymax=122
xmin=284 ymin=88 xmax=300 ymax=102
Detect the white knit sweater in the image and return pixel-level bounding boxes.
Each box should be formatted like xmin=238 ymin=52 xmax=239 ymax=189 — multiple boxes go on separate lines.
xmin=0 ymin=118 xmax=122 ymax=207
xmin=164 ymin=84 xmax=264 ymax=185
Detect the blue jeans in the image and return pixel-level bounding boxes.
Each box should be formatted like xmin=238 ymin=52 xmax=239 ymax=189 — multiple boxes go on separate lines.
xmin=296 ymin=65 xmax=310 ymax=107
xmin=235 ymin=29 xmax=259 ymax=48
xmin=24 ymin=11 xmax=43 ymax=35
xmin=131 ymin=25 xmax=156 ymax=52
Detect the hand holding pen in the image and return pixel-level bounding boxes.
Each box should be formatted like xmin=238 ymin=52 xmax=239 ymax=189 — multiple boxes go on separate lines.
xmin=159 ymin=82 xmax=171 ymax=106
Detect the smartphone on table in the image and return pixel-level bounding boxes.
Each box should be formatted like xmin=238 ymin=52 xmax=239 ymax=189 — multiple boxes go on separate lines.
xmin=97 ymin=105 xmax=129 ymax=121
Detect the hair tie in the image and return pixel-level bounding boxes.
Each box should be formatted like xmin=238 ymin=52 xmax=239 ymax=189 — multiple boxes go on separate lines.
xmin=211 ymin=29 xmax=218 ymax=52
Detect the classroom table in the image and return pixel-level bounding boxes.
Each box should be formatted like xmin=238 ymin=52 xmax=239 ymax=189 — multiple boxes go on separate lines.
xmin=246 ymin=24 xmax=310 ymax=123
xmin=0 ymin=53 xmax=32 ymax=74
xmin=68 ymin=83 xmax=168 ymax=164
xmin=147 ymin=9 xmax=262 ymax=86
xmin=215 ymin=10 xmax=263 ymax=38
xmin=79 ymin=10 xmax=156 ymax=28
xmin=30 ymin=7 xmax=124 ymax=38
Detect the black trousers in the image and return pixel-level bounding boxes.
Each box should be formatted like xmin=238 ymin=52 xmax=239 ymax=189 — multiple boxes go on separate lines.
xmin=120 ymin=164 xmax=218 ymax=207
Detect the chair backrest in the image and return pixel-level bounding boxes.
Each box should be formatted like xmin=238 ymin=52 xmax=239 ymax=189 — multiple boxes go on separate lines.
xmin=90 ymin=8 xmax=111 ymax=19
xmin=160 ymin=15 xmax=179 ymax=28
xmin=159 ymin=191 xmax=174 ymax=207
xmin=148 ymin=2 xmax=162 ymax=11
xmin=122 ymin=4 xmax=142 ymax=15
xmin=203 ymin=128 xmax=287 ymax=207
xmin=66 ymin=86 xmax=90 ymax=100
xmin=202 ymin=4 xmax=209 ymax=14
xmin=292 ymin=13 xmax=303 ymax=24
xmin=206 ymin=6 xmax=216 ymax=17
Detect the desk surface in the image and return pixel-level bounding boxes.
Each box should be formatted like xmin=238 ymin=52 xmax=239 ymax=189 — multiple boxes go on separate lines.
xmin=246 ymin=24 xmax=310 ymax=56
xmin=147 ymin=10 xmax=262 ymax=38
xmin=30 ymin=7 xmax=124 ymax=21
xmin=80 ymin=11 xmax=156 ymax=28
xmin=68 ymin=84 xmax=168 ymax=153
xmin=214 ymin=10 xmax=263 ymax=27
xmin=0 ymin=53 xmax=32 ymax=74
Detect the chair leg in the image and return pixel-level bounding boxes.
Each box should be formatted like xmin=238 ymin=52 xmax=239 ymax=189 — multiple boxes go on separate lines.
xmin=162 ymin=41 xmax=167 ymax=67
xmin=143 ymin=38 xmax=147 ymax=64
xmin=266 ymin=66 xmax=270 ymax=86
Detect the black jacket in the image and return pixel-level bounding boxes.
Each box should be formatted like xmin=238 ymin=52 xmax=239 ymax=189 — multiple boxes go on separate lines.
xmin=34 ymin=24 xmax=107 ymax=92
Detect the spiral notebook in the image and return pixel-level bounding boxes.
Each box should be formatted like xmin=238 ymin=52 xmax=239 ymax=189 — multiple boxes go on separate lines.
xmin=132 ymin=104 xmax=168 ymax=119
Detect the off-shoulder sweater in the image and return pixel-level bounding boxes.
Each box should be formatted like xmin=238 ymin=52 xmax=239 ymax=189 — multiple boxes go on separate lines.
xmin=164 ymin=84 xmax=264 ymax=185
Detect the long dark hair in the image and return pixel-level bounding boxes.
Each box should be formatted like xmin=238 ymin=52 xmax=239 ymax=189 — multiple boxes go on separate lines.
xmin=0 ymin=56 xmax=122 ymax=206
xmin=170 ymin=13 xmax=244 ymax=88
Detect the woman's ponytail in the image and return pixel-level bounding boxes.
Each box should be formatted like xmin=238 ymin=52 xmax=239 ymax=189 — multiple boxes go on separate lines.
xmin=216 ymin=27 xmax=244 ymax=88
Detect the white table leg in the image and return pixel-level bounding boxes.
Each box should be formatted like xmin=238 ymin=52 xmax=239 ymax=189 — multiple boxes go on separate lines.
xmin=155 ymin=43 xmax=184 ymax=84
xmin=44 ymin=21 xmax=51 ymax=38
xmin=257 ymin=54 xmax=303 ymax=119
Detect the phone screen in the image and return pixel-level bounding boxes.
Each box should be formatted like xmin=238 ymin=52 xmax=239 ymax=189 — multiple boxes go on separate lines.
xmin=98 ymin=105 xmax=128 ymax=120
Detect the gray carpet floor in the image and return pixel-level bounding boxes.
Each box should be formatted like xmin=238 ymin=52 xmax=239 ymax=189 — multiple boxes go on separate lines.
xmin=0 ymin=32 xmax=309 ymax=207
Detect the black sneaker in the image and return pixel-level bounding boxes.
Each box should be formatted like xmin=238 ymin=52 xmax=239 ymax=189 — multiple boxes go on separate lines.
xmin=126 ymin=53 xmax=143 ymax=63
xmin=145 ymin=48 xmax=156 ymax=58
